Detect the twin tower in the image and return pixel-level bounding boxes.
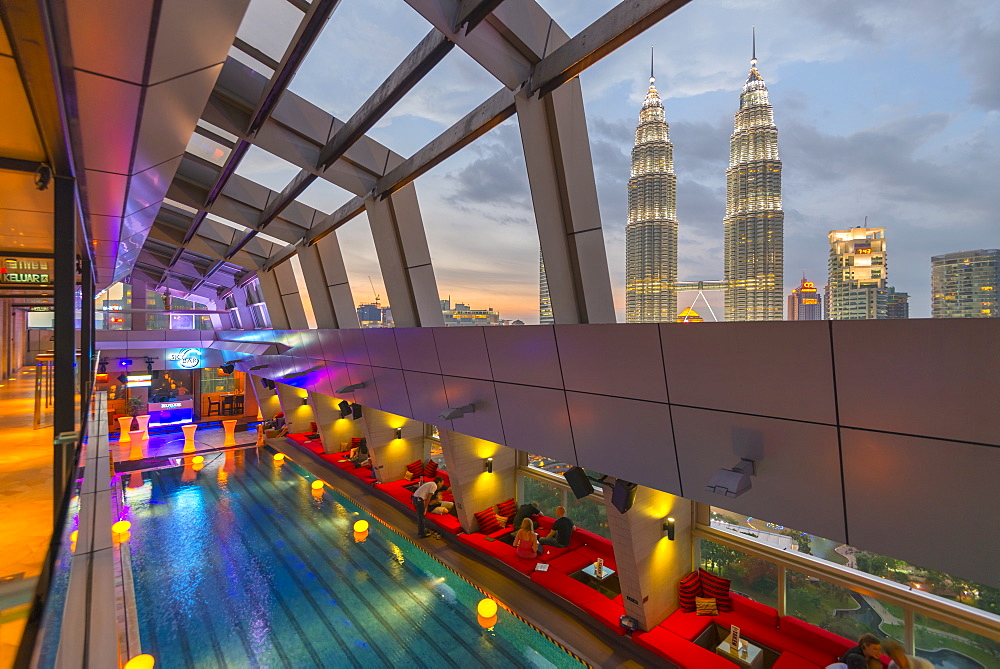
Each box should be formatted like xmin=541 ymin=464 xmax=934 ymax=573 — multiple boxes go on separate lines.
xmin=625 ymin=47 xmax=784 ymax=322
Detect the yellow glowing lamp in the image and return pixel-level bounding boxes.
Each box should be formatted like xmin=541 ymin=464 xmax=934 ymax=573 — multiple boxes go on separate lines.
xmin=311 ymin=480 xmax=324 ymax=490
xmin=477 ymin=598 xmax=498 ymax=619
xmin=353 ymin=520 xmax=369 ymax=533
xmin=273 ymin=452 xmax=285 ymax=461
xmin=192 ymin=455 xmax=205 ymax=464
xmin=69 ymin=530 xmax=78 ymax=542
xmin=112 ymin=520 xmax=131 ymax=534
xmin=124 ymin=654 xmax=155 ymax=669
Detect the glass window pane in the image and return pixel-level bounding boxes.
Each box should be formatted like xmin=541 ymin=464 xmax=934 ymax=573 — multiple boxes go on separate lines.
xmin=522 ymin=475 xmax=564 ymax=516
xmin=699 ymin=539 xmax=778 ymax=610
xmin=785 ymin=567 xmax=901 ymax=642
xmin=186 ymin=133 xmax=231 ymax=166
xmin=913 ymin=613 xmax=1000 ymax=668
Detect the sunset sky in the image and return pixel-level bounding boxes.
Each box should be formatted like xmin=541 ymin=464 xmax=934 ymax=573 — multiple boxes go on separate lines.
xmin=235 ymin=0 xmax=1000 ymax=323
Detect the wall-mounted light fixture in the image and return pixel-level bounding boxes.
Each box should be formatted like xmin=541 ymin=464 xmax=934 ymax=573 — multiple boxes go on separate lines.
xmin=336 ymin=382 xmax=365 ymax=393
xmin=483 ymin=457 xmax=493 ymax=473
xmin=663 ymin=517 xmax=676 ymax=541
xmin=394 ymin=427 xmax=402 ymax=440
xmin=439 ymin=403 xmax=475 ymax=421
xmin=301 ymin=397 xmax=308 ymax=406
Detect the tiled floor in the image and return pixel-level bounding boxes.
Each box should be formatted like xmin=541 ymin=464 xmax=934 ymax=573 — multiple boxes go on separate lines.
xmin=0 ymin=368 xmax=55 ymax=668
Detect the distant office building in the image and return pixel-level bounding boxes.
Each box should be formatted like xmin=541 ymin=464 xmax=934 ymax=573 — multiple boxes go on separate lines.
xmin=724 ymin=41 xmax=784 ymax=321
xmin=500 ymin=319 xmax=525 ymax=326
xmin=539 ymin=253 xmax=553 ymax=324
xmin=625 ymin=68 xmax=678 ymax=322
xmin=828 ymin=226 xmax=888 ymax=319
xmin=787 ymin=276 xmax=823 ymax=320
xmin=675 ymin=307 xmax=704 ymax=323
xmin=886 ymin=287 xmax=910 ymax=319
xmin=931 ymin=249 xmax=1000 ymax=318
xmin=441 ymin=298 xmax=500 ymax=326
xmin=357 ymin=302 xmax=391 ymax=328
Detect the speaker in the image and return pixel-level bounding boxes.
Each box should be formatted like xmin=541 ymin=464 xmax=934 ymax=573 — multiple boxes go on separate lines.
xmin=351 ymin=403 xmax=363 ymax=420
xmin=564 ymin=467 xmax=594 ymax=499
xmin=611 ymin=479 xmax=638 ymax=514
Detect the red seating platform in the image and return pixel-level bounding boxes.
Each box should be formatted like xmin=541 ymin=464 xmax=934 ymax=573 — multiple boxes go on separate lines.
xmin=529 ymin=569 xmax=626 ymax=634
xmin=632 ymin=626 xmax=734 ymax=667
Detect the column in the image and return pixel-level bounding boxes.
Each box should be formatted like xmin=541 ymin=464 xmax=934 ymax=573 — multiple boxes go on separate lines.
xmin=439 ymin=429 xmax=516 ymax=533
xmin=274 ymin=381 xmax=314 ymax=434
xmin=296 ymin=237 xmax=360 ymax=329
xmin=359 ymin=407 xmax=423 ymax=483
xmin=53 ymin=176 xmax=77 ymax=441
xmin=310 ymin=391 xmax=364 ymax=453
xmin=256 ymin=270 xmax=290 ymax=329
xmin=248 ymin=375 xmax=281 ymax=421
xmin=515 ymin=83 xmax=616 ymax=324
xmin=272 ymin=260 xmax=310 ymax=329
xmin=365 ymin=184 xmax=444 ymax=327
xmin=603 ymin=483 xmax=694 ymax=631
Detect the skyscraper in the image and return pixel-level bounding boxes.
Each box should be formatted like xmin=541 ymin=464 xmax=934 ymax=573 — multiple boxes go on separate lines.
xmin=787 ymin=276 xmax=823 ymax=320
xmin=931 ymin=249 xmax=1000 ymax=318
xmin=828 ymin=226 xmax=888 ymax=320
xmin=539 ymin=252 xmax=554 ymax=324
xmin=724 ymin=35 xmax=784 ymax=321
xmin=625 ymin=63 xmax=678 ymax=322
xmin=886 ymin=287 xmax=910 ymax=319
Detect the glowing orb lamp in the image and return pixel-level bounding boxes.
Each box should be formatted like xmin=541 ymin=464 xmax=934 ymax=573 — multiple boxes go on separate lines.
xmin=477 ymin=614 xmax=498 ymax=629
xmin=124 ymin=654 xmax=155 ymax=669
xmin=192 ymin=455 xmax=205 ymax=464
xmin=112 ymin=521 xmax=131 ymax=534
xmin=273 ymin=452 xmax=285 ymax=461
xmin=353 ymin=520 xmax=369 ymax=533
xmin=477 ymin=598 xmax=498 ymax=619
xmin=311 ymin=480 xmax=324 ymax=490
xmin=69 ymin=530 xmax=78 ymax=542
xmin=353 ymin=531 xmax=368 ymax=543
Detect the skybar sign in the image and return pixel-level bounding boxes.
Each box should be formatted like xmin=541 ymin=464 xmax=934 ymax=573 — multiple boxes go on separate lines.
xmin=0 ymin=257 xmax=53 ymax=284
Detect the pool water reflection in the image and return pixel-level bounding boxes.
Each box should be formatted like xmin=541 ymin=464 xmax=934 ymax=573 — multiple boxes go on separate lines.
xmin=121 ymin=448 xmax=583 ymax=668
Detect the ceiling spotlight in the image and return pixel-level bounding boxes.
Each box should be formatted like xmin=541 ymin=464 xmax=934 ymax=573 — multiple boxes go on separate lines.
xmin=260 ymin=378 xmax=270 ymax=389
xmin=438 ymin=403 xmax=475 ymax=421
xmin=97 ymin=359 xmax=108 ymax=374
xmin=144 ymin=356 xmax=155 ymax=373
xmin=336 ymin=382 xmax=365 ymax=394
xmin=706 ymin=459 xmax=757 ymax=498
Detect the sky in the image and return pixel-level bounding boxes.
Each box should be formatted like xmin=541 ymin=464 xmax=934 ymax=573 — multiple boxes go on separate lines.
xmin=234 ymin=0 xmax=1000 ymax=323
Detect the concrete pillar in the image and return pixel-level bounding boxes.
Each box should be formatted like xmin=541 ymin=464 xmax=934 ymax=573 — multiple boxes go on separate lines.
xmin=273 ymin=260 xmax=310 ymax=329
xmin=249 ymin=376 xmax=281 ymax=421
xmin=359 ymin=407 xmax=424 ymax=483
xmin=365 ymin=184 xmax=445 ymax=327
xmin=297 ymin=236 xmax=360 ymax=329
xmin=603 ymin=483 xmax=694 ymax=631
xmin=256 ymin=270 xmax=290 ymax=329
xmin=515 ymin=83 xmax=616 ymax=324
xmin=309 ymin=391 xmax=364 ymax=453
xmin=439 ymin=429 xmax=516 ymax=533
xmin=274 ymin=382 xmax=314 ymax=433
xmin=130 ymin=278 xmax=147 ymax=330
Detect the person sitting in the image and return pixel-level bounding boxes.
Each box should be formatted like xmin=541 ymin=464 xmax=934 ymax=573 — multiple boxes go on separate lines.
xmin=271 ymin=413 xmax=289 ymax=437
xmin=841 ymin=633 xmax=884 ymax=669
xmin=511 ymin=501 xmax=540 ymax=530
xmin=427 ymin=488 xmax=454 ymax=515
xmin=513 ymin=518 xmax=542 ymax=558
xmin=349 ymin=439 xmax=369 ymax=464
xmin=883 ymin=638 xmax=933 ymax=669
xmin=539 ymin=506 xmax=574 ymax=548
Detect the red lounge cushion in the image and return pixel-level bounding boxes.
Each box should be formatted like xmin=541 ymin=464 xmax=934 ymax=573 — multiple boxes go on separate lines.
xmin=310 ymin=421 xmax=318 ymax=433
xmin=547 ymin=545 xmax=618 ymax=574
xmin=772 ymin=651 xmax=824 ymax=669
xmin=405 ymin=459 xmax=423 ymax=476
xmin=633 ymin=627 xmax=734 ymax=668
xmin=778 ymin=616 xmax=854 ymax=667
xmin=699 ymin=568 xmax=733 ymax=612
xmin=659 ymin=608 xmax=714 ymax=642
xmin=426 ymin=512 xmax=462 ymax=534
xmin=529 ymin=569 xmax=625 ymax=634
xmin=496 ymin=498 xmax=517 ymax=518
xmin=319 ymin=453 xmax=356 ymax=469
xmin=719 ymin=593 xmax=778 ymax=628
xmin=423 ymin=460 xmax=438 ymax=477
xmin=715 ymin=596 xmax=784 ymax=652
xmin=474 ymin=508 xmax=502 ymax=534
xmin=679 ymin=570 xmax=701 ymax=612
xmin=536 ymin=543 xmax=573 ymax=562
xmin=457 ymin=532 xmax=537 ymax=574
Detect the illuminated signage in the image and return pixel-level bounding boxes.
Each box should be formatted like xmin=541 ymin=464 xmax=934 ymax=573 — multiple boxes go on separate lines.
xmin=159 ymin=402 xmax=182 ymax=409
xmin=126 ymin=374 xmax=152 ymax=388
xmin=803 ymin=299 xmax=819 ymax=304
xmin=802 ymin=281 xmax=815 ymax=290
xmin=166 ymin=347 xmax=202 ymax=369
xmin=0 ymin=257 xmax=52 ymax=284
xmin=855 ymin=247 xmax=872 ymax=254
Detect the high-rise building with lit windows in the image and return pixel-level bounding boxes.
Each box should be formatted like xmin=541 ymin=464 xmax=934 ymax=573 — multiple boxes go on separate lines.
xmin=539 ymin=252 xmax=554 ymax=324
xmin=625 ymin=71 xmax=678 ymax=322
xmin=828 ymin=226 xmax=888 ymax=320
xmin=787 ymin=276 xmax=823 ymax=320
xmin=931 ymin=249 xmax=999 ymax=318
xmin=724 ymin=42 xmax=784 ymax=321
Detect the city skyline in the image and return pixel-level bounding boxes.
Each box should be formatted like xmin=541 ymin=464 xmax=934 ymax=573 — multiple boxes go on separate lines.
xmin=235 ymin=0 xmax=1000 ymax=323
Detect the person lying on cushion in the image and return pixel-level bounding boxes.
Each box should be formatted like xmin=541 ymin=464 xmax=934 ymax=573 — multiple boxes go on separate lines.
xmin=538 ymin=506 xmax=574 ymax=548
xmin=513 ymin=518 xmax=542 ymax=558
xmin=841 ymin=633 xmax=884 ymax=669
xmin=428 ymin=489 xmax=454 ymax=514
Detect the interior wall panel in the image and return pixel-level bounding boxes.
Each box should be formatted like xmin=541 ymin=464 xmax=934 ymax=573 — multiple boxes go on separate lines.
xmin=484 ymin=324 xmax=563 ymax=388
xmin=433 ymin=327 xmax=493 ymax=380
xmin=442 ymin=376 xmax=505 ymax=446
xmin=395 ymin=327 xmax=442 ymax=374
xmin=555 ymin=324 xmax=668 ymax=403
xmin=495 ymin=383 xmax=576 ymax=465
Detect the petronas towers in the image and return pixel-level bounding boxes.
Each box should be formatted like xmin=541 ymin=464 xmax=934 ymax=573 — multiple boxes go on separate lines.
xmin=624 ymin=40 xmax=784 ymax=323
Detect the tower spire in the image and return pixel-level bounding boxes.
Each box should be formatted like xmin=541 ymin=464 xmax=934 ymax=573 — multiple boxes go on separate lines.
xmin=650 ymin=46 xmax=654 ymax=83
xmin=751 ymin=25 xmax=757 ymax=66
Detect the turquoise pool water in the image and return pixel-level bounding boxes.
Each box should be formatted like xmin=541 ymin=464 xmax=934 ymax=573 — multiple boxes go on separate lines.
xmin=121 ymin=448 xmax=585 ymax=668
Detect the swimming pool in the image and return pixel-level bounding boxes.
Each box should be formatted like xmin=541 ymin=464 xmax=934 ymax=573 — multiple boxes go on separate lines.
xmin=120 ymin=448 xmax=586 ymax=668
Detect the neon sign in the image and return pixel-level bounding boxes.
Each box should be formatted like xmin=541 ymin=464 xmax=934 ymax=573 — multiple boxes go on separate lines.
xmin=167 ymin=348 xmax=202 ymax=369
xmin=0 ymin=257 xmax=52 ymax=284
xmin=159 ymin=402 xmax=182 ymax=409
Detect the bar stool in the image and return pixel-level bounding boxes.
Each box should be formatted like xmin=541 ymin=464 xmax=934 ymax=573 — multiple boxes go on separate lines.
xmin=222 ymin=419 xmax=238 ymax=447
xmin=231 ymin=395 xmax=244 ymax=415
xmin=182 ymin=423 xmax=198 ymax=453
xmin=205 ymin=397 xmax=221 ymax=416
xmin=221 ymin=395 xmax=234 ymax=416
xmin=136 ymin=415 xmax=150 ymax=440
xmin=118 ymin=416 xmax=134 ymax=442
